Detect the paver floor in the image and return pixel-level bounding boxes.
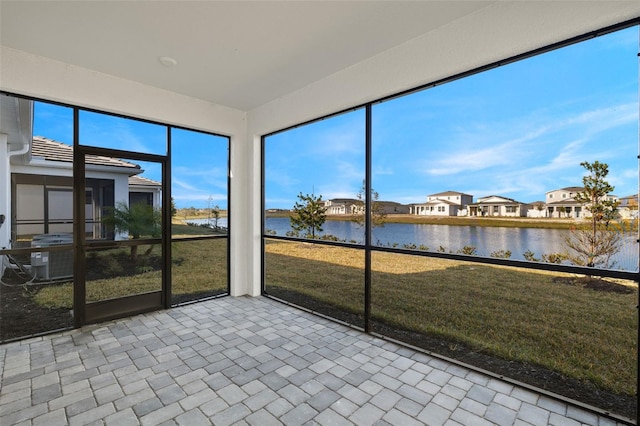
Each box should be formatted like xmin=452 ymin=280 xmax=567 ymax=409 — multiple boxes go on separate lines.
xmin=0 ymin=296 xmax=629 ymax=425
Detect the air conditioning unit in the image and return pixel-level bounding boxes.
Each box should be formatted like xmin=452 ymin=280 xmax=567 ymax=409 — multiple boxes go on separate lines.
xmin=31 ymin=233 xmax=74 ymax=281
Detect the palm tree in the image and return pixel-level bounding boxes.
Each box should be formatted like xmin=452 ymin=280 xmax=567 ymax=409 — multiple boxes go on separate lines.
xmin=103 ymin=202 xmax=161 ymax=261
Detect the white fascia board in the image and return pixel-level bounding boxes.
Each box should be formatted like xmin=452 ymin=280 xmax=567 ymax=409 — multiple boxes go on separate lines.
xmin=12 ymin=159 xmax=139 ymax=177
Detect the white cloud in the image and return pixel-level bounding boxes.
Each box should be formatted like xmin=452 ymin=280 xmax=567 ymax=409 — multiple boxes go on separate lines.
xmin=418 ymin=102 xmax=636 ymax=192
xmin=172 ymin=178 xmax=199 ymax=192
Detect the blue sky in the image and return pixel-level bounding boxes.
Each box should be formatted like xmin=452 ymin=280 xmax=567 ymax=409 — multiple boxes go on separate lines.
xmin=265 ymin=25 xmax=638 ymax=209
xmin=33 ymin=104 xmax=229 ymax=209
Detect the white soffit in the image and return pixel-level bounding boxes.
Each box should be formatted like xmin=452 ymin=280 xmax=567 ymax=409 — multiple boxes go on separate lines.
xmin=0 ymin=1 xmax=495 ymax=110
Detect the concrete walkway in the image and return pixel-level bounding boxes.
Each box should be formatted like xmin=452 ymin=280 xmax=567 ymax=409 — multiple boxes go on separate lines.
xmin=0 ymin=296 xmax=627 ymax=425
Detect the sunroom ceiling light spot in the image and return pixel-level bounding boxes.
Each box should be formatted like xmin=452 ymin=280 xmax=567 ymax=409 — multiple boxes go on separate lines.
xmin=159 ymin=56 xmax=177 ymax=67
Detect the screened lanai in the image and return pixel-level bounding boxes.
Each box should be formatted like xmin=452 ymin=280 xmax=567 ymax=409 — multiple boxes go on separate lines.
xmin=1 ymin=1 xmax=639 ymax=424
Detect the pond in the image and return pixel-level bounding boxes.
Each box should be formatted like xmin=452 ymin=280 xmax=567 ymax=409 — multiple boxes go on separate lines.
xmin=264 ymin=217 xmax=638 ymax=271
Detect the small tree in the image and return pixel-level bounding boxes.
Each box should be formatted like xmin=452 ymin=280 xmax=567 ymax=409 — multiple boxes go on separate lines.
xmin=211 ymin=204 xmax=221 ymax=228
xmin=170 ymin=197 xmax=177 ymax=218
xmin=564 ymin=161 xmax=621 ymax=268
xmin=290 ymin=192 xmax=327 ymax=238
xmin=352 ymin=180 xmax=387 ymax=228
xmin=103 ymin=202 xmax=161 ymax=261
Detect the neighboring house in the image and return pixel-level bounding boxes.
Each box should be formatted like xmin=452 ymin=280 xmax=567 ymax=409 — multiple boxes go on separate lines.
xmin=325 ymin=198 xmax=360 ymax=215
xmin=545 ymin=186 xmax=618 ymax=219
xmin=11 ymin=136 xmax=161 ymax=241
xmin=325 ymin=198 xmax=409 ymax=215
xmin=1 ymin=96 xmax=161 ymax=258
xmin=469 ymin=195 xmax=530 ymax=217
xmin=410 ymin=191 xmax=473 ymax=216
xmin=129 ymin=175 xmax=162 ymax=208
xmin=617 ymin=194 xmax=638 ymax=219
xmin=376 ymin=201 xmax=410 ymax=215
xmin=527 ymin=201 xmax=548 ymax=218
xmin=545 ymin=187 xmax=584 ymax=218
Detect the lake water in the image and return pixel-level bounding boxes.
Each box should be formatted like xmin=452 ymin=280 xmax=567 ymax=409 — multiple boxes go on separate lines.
xmin=185 ymin=216 xmax=637 ymax=271
xmin=264 ymin=217 xmax=638 ymax=272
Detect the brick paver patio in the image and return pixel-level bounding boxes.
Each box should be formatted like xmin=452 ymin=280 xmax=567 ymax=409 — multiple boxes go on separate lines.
xmin=0 ymin=296 xmax=628 ymax=425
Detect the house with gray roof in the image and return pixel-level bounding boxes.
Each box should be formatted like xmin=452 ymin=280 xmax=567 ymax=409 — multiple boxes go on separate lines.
xmin=410 ymin=191 xmax=473 ymax=217
xmin=324 ymin=198 xmax=359 ymax=215
xmin=469 ymin=195 xmax=530 ymax=217
xmin=618 ymin=194 xmax=638 ymax=219
xmin=544 ymin=186 xmax=618 ymax=219
xmin=11 ymin=136 xmax=160 ymax=241
xmin=325 ymin=198 xmax=409 ymax=215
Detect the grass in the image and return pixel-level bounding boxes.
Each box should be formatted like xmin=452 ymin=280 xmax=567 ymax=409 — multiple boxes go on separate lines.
xmin=264 ymin=240 xmax=638 ymax=396
xmin=33 ymin=230 xmax=227 ymax=308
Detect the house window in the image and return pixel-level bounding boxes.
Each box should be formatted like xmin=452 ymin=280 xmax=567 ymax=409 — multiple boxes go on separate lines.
xmin=506 ymin=206 xmax=516 ymax=213
xmin=129 ymin=192 xmax=153 ymax=206
xmin=493 ymin=206 xmax=499 ymax=213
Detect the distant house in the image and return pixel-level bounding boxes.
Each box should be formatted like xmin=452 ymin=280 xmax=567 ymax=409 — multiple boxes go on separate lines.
xmin=617 ymin=194 xmax=638 ymax=219
xmin=545 ymin=186 xmax=618 ymax=219
xmin=527 ymin=201 xmax=548 ymax=218
xmin=545 ymin=187 xmax=584 ymax=218
xmin=376 ymin=201 xmax=410 ymax=215
xmin=469 ymin=195 xmax=530 ymax=217
xmin=325 ymin=198 xmax=409 ymax=215
xmin=324 ymin=198 xmax=360 ymax=215
xmin=410 ymin=191 xmax=472 ymax=217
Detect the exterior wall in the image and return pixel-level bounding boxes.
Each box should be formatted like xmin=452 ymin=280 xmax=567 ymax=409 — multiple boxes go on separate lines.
xmin=547 ymin=205 xmax=583 ymax=219
xmin=413 ymin=203 xmax=456 ymax=216
xmin=618 ymin=207 xmax=638 ymax=220
xmin=325 ymin=200 xmax=358 ymax=215
xmin=327 ymin=205 xmax=348 ymax=215
xmin=425 ymin=193 xmax=472 ymax=207
xmin=618 ymin=196 xmax=638 ymax=219
xmin=546 ymin=189 xmax=578 ymax=204
xmin=470 ymin=204 xmax=528 ymax=217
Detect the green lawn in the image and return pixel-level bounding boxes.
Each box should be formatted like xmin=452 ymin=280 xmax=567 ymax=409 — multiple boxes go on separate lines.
xmin=34 ymin=230 xmax=228 ymax=307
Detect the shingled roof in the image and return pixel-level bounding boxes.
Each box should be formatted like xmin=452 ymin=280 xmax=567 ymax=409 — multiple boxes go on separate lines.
xmin=31 ymin=136 xmax=140 ymax=170
xmin=129 ymin=175 xmax=161 ymax=187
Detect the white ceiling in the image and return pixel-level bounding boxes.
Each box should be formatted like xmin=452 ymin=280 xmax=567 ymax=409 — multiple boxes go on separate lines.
xmin=0 ymin=1 xmax=497 ymax=111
